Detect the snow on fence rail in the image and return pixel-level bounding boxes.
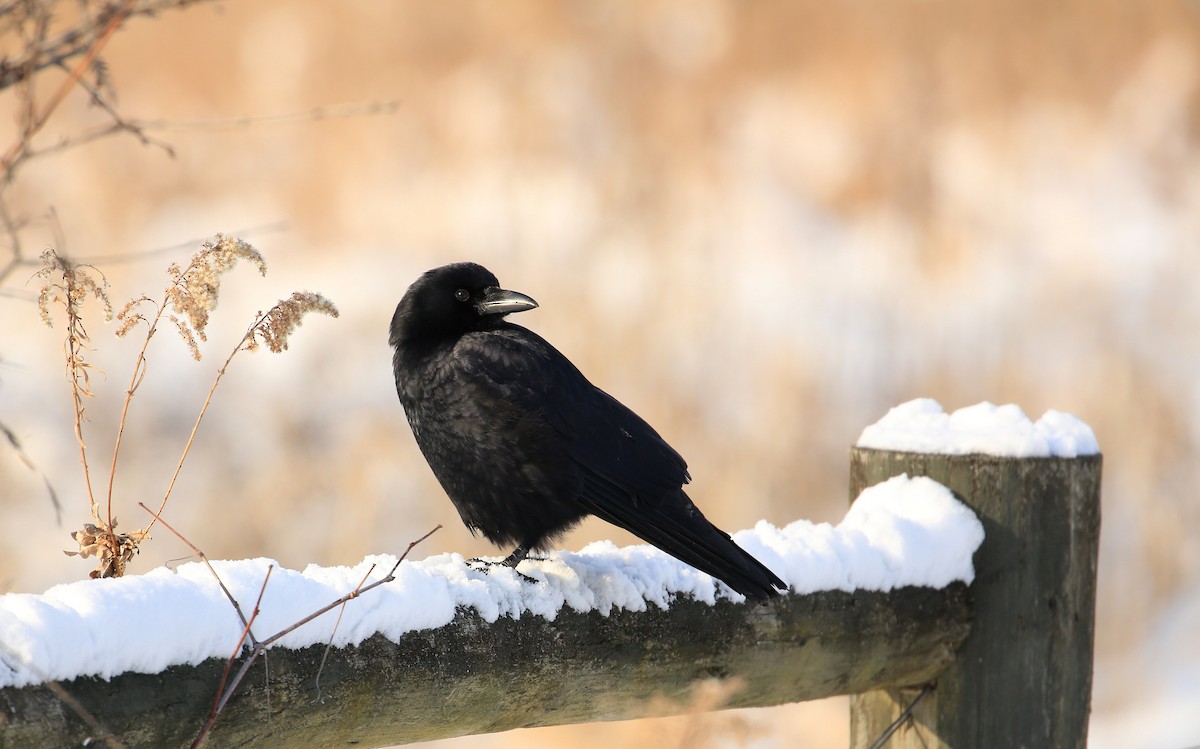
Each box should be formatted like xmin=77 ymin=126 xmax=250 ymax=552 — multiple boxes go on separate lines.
xmin=0 ymin=401 xmax=1101 ymax=748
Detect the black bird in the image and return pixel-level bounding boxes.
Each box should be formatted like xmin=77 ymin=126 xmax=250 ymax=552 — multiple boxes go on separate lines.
xmin=389 ymin=262 xmax=786 ymax=600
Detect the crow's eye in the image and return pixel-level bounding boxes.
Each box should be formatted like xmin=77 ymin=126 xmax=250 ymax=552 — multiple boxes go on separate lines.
xmin=454 ymin=289 xmax=470 ymax=302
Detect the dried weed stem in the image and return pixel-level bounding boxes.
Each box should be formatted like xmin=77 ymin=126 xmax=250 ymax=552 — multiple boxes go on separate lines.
xmin=137 ymin=502 xmax=259 ymax=646
xmin=38 ymin=236 xmax=338 ymax=577
xmin=143 ymin=285 xmax=338 ymax=538
xmin=0 ymin=0 xmax=136 ymax=180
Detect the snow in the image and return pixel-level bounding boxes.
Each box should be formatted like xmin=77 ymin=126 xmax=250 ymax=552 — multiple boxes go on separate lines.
xmin=1089 ymin=580 xmax=1200 ymax=749
xmin=0 ymin=474 xmax=982 ymax=689
xmin=856 ymin=398 xmax=1100 ymax=457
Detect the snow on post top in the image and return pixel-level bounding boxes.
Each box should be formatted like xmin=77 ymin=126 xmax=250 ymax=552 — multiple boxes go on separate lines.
xmin=856 ymin=398 xmax=1100 ymax=458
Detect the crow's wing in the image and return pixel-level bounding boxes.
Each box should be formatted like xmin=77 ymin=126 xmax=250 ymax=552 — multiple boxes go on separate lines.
xmin=460 ymin=325 xmax=783 ymax=599
xmin=459 ymin=326 xmax=689 ymax=497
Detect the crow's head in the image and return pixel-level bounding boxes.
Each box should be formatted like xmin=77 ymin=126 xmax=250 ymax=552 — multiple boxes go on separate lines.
xmin=389 ymin=262 xmax=538 ymax=347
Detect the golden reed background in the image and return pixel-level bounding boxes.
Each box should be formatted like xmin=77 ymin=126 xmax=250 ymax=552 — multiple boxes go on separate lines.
xmin=2 ymin=2 xmax=1198 ymax=746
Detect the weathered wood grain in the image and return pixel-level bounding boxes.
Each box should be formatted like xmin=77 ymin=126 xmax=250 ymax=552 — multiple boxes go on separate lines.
xmin=848 ymin=449 xmax=1102 ymax=749
xmin=1 ymin=583 xmax=970 ymax=748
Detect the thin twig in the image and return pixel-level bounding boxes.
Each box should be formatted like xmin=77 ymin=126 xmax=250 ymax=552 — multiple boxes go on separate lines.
xmin=136 ymin=502 xmax=259 ymax=646
xmin=58 ymin=60 xmax=177 ymax=158
xmin=260 ymin=647 xmax=272 ymax=734
xmin=0 ymin=196 xmax=30 ymax=286
xmin=108 ymin=301 xmax=169 ymax=527
xmin=1 ymin=420 xmax=61 ymax=524
xmin=0 ymin=642 xmax=125 ymax=749
xmin=0 ymin=288 xmax=36 ymax=300
xmin=17 ymin=98 xmax=398 ymax=166
xmin=77 ymin=223 xmax=289 ymax=267
xmin=135 ymin=99 xmax=402 ymax=132
xmin=20 ymin=119 xmax=149 ymax=161
xmin=866 ymin=684 xmax=933 ymax=749
xmin=193 ymin=564 xmax=273 ymax=749
xmin=142 ymin=309 xmax=267 ymax=536
xmin=39 ymin=678 xmax=127 ymax=749
xmin=144 ymin=287 xmax=340 ymax=535
xmin=0 ymin=0 xmax=217 ymax=93
xmin=13 ymin=1 xmax=50 ymax=145
xmin=64 ymin=273 xmax=101 ymax=522
xmin=0 ymin=0 xmax=137 ymax=178
xmin=112 ymin=241 xmax=263 ymax=534
xmin=313 ymin=563 xmax=378 ymax=703
xmin=191 ymin=525 xmax=442 ymax=746
xmin=262 ymin=524 xmax=442 ymax=650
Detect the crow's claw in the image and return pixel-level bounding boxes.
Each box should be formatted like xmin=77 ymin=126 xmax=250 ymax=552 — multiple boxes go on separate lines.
xmin=466 ymin=557 xmax=538 ymax=585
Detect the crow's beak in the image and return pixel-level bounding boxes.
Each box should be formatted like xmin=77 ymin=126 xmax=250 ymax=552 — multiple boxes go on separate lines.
xmin=476 ymin=287 xmax=539 ymax=316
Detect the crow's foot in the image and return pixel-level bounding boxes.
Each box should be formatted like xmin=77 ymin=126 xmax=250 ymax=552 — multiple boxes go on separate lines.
xmin=466 ymin=557 xmax=538 ymax=584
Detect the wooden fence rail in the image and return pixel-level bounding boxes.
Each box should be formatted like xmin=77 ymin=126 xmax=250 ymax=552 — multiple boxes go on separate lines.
xmin=0 ymin=449 xmax=1100 ymax=749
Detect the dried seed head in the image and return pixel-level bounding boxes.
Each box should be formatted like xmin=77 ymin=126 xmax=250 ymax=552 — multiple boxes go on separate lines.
xmin=172 ymin=316 xmax=202 ymax=361
xmin=165 ymin=235 xmax=268 ymax=356
xmin=35 ymin=249 xmax=113 ymax=328
xmin=246 ymin=291 xmax=340 ymax=353
xmin=65 ymin=518 xmax=148 ymax=578
xmin=115 ymin=294 xmax=155 ymax=338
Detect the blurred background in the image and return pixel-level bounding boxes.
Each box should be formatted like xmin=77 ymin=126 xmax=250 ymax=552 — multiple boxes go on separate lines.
xmin=1 ymin=1 xmax=1198 ymax=747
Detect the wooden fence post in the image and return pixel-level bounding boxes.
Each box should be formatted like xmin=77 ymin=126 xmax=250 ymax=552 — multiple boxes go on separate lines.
xmin=847 ymin=448 xmax=1102 ymax=749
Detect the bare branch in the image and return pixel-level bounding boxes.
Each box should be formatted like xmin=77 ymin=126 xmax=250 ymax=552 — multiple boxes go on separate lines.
xmin=52 ymin=59 xmax=177 ymax=158
xmin=133 ymin=99 xmax=403 ymax=133
xmin=256 ymin=525 xmax=442 ymax=651
xmin=136 ymin=502 xmax=260 ymax=647
xmin=0 ymin=640 xmax=125 ymax=749
xmin=313 ymin=563 xmax=378 ymax=703
xmin=1 ymin=419 xmax=61 ymax=525
xmin=192 ymin=564 xmax=274 ymax=749
xmin=35 ymin=249 xmax=113 ymax=531
xmin=76 ymin=222 xmax=289 ymax=267
xmin=190 ymin=525 xmax=442 ymax=746
xmin=0 ymin=0 xmax=217 ymax=93
xmin=0 ymin=0 xmax=138 ymax=182
xmin=144 ymin=276 xmax=337 ymax=538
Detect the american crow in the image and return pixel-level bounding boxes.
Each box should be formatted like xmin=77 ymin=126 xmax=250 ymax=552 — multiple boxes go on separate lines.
xmin=389 ymin=262 xmax=786 ymax=600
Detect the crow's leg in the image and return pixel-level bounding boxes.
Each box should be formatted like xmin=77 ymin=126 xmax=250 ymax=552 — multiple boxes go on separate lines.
xmin=467 ymin=545 xmax=537 ymax=584
xmin=501 ymin=544 xmax=530 ymax=568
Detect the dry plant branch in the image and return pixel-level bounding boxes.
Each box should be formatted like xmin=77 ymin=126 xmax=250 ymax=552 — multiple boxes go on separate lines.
xmin=77 ymin=222 xmax=288 ymax=267
xmin=38 ymin=236 xmax=338 ymax=578
xmin=1 ymin=420 xmax=61 ymax=524
xmin=33 ymin=676 xmax=128 ymax=749
xmin=0 ymin=1 xmax=219 ymax=307
xmin=0 ymin=0 xmax=136 ymax=181
xmin=199 ymin=563 xmax=273 ymax=747
xmin=35 ymin=249 xmax=113 ymax=552
xmin=189 ymin=525 xmax=442 ymax=748
xmin=106 ymin=294 xmax=167 ymax=528
xmin=0 ymin=641 xmax=126 ymax=749
xmin=133 ymin=99 xmax=403 ymax=132
xmin=13 ymin=98 xmax=397 ymax=169
xmin=143 ymin=286 xmax=339 ymax=538
xmin=0 ymin=197 xmax=35 ymax=288
xmin=110 ymin=236 xmax=270 ymax=532
xmin=48 ymin=58 xmax=177 ymax=158
xmin=254 ymin=524 xmax=442 ymax=652
xmin=313 ymin=563 xmax=378 ymax=703
xmin=0 ymin=0 xmax=215 ymax=93
xmin=136 ymin=501 xmax=260 ymax=647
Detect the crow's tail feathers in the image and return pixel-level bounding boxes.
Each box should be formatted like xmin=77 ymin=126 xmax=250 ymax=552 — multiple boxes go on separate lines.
xmin=580 ymin=484 xmax=787 ymax=601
